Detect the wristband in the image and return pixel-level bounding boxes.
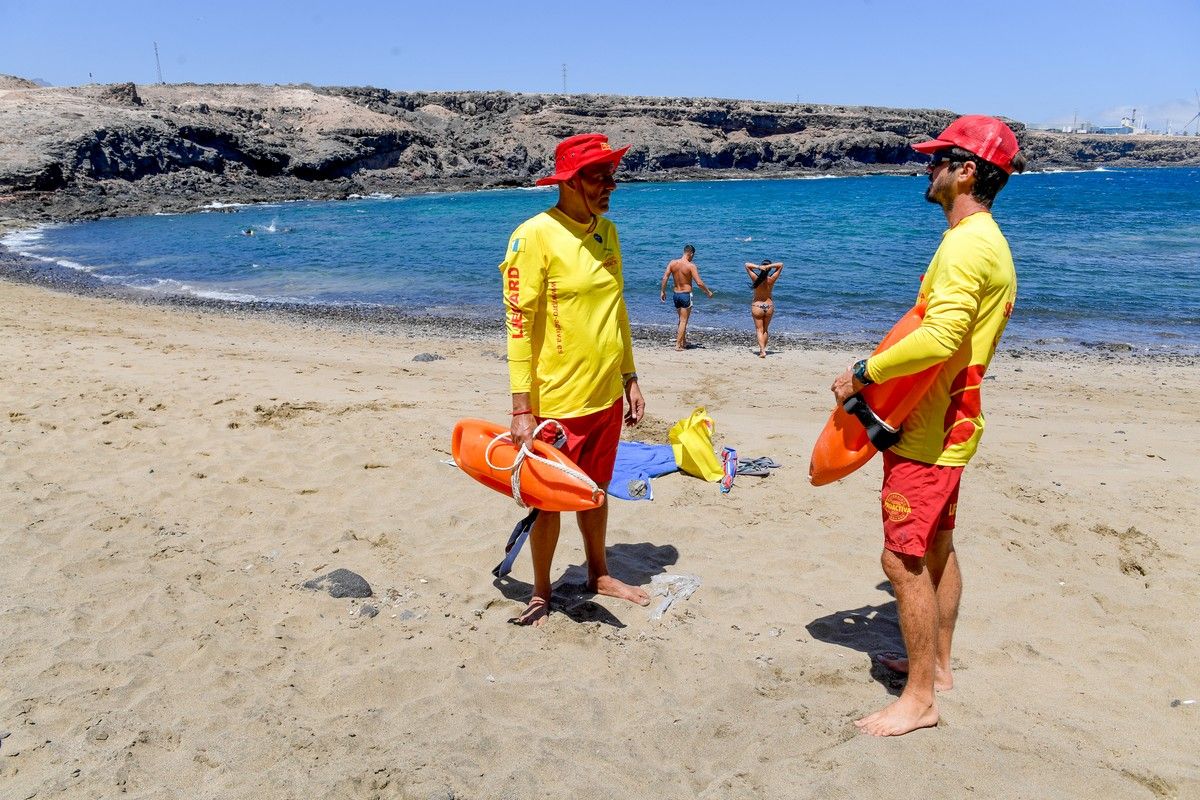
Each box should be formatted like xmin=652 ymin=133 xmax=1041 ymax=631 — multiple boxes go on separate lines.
xmin=511 ymin=409 xmax=533 ymax=417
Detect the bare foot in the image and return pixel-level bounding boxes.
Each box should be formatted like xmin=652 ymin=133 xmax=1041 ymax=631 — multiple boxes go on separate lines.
xmin=511 ymin=596 xmax=550 ymax=627
xmin=588 ymin=575 xmax=651 ymax=606
xmin=875 ymin=653 xmax=954 ymax=691
xmin=675 ymin=346 xmax=685 ymax=352
xmin=759 ymin=351 xmax=766 ymax=358
xmin=854 ymin=696 xmax=939 ymax=737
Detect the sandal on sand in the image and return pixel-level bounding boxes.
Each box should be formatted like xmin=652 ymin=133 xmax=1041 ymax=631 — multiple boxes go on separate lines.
xmin=736 ymin=456 xmax=782 ymax=476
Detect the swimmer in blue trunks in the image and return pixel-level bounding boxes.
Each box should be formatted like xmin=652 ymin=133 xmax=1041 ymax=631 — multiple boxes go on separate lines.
xmin=660 ymin=244 xmax=715 ymax=351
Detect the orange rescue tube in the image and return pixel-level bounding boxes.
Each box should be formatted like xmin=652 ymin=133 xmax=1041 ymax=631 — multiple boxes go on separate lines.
xmin=452 ymin=418 xmax=605 ymax=512
xmin=809 ymin=306 xmax=942 ymax=486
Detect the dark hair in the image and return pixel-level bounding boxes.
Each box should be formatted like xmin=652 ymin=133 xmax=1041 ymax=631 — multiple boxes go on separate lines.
xmin=683 ymin=244 xmax=695 ymax=255
xmin=761 ymin=258 xmax=772 ymax=265
xmin=942 ymin=146 xmax=1025 ymax=207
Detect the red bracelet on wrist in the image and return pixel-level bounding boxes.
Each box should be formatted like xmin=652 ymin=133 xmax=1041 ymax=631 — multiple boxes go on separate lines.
xmin=511 ymin=410 xmax=533 ymax=417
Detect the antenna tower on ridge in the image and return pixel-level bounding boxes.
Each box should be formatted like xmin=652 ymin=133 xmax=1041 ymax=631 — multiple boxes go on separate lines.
xmin=1186 ymin=90 xmax=1200 ymax=136
xmin=561 ymin=63 xmax=567 ymax=93
xmin=154 ymin=41 xmax=164 ymax=84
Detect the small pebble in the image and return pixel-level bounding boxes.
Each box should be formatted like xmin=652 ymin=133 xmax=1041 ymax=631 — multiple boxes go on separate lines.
xmin=412 ymin=353 xmax=444 ymax=362
xmin=358 ymin=604 xmax=379 ymax=619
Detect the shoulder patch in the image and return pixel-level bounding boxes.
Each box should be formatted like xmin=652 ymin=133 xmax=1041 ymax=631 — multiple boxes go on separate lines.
xmin=510 ymin=237 xmax=526 ymax=253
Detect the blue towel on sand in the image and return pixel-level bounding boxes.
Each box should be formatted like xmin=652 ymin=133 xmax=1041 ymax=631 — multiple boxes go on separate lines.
xmin=492 ymin=442 xmax=678 ymax=578
xmin=609 ymin=442 xmax=678 ymax=501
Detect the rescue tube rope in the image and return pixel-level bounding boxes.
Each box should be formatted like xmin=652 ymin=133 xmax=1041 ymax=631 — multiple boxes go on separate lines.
xmin=484 ymin=419 xmax=604 ymax=509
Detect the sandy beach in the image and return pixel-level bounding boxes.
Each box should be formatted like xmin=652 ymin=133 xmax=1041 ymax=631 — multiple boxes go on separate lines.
xmin=2 ymin=276 xmax=1197 ymax=799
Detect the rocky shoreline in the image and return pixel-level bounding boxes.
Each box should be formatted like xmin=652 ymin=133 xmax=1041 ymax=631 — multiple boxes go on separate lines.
xmin=4 ymin=77 xmax=1200 ymax=224
xmin=2 ymin=242 xmax=1192 ymax=365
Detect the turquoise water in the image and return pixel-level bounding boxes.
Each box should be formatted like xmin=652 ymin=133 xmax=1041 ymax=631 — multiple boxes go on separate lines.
xmin=6 ymin=168 xmax=1200 ymax=352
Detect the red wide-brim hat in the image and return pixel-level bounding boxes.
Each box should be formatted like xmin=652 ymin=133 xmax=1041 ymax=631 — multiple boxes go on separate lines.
xmin=536 ymin=133 xmax=631 ymax=186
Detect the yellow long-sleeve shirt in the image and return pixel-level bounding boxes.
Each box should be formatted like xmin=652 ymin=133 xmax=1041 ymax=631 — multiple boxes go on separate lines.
xmin=500 ymin=207 xmax=636 ymax=418
xmin=866 ymin=211 xmax=1017 ymax=466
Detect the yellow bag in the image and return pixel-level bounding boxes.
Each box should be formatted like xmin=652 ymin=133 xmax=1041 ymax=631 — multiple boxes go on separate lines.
xmin=669 ymin=407 xmax=723 ymax=482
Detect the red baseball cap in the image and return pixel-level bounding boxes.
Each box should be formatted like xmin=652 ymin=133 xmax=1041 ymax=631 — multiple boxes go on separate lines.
xmin=536 ymin=133 xmax=631 ymax=186
xmin=911 ymin=115 xmax=1020 ymax=174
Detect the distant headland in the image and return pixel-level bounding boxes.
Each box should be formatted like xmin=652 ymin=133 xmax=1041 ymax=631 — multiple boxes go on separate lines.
xmin=3 ymin=75 xmax=1199 ymax=223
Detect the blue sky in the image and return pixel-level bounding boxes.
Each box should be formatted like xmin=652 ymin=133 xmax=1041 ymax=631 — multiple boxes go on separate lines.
xmin=3 ymin=0 xmax=1198 ymax=130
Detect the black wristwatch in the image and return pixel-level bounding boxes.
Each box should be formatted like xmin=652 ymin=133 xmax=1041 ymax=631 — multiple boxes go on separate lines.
xmin=852 ymin=359 xmax=874 ymax=386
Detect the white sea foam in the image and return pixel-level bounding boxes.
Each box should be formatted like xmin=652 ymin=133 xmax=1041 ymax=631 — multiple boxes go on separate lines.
xmin=1 ymin=224 xmax=52 ymax=254
xmin=2 ymin=227 xmax=100 ymax=272
xmin=190 ymin=288 xmax=265 ymax=302
xmin=125 ymin=276 xmax=321 ymax=305
xmin=198 ymin=201 xmax=250 ymax=209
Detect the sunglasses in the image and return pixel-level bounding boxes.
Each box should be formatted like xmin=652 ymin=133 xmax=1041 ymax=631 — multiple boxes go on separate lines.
xmin=928 ymin=150 xmax=961 ymax=168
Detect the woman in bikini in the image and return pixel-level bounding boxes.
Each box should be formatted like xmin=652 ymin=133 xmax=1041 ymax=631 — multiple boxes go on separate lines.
xmin=746 ymin=259 xmax=783 ymax=358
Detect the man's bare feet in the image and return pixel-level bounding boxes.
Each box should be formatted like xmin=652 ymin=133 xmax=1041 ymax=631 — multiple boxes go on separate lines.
xmin=589 ymin=575 xmax=651 ymax=606
xmin=854 ymin=696 xmax=939 ymax=737
xmin=875 ymin=653 xmax=954 ymax=691
xmin=511 ymin=595 xmax=550 ymax=627
xmin=759 ymin=351 xmax=766 ymax=358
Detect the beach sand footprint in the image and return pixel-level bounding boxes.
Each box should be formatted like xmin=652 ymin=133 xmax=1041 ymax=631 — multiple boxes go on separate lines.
xmin=1091 ymin=523 xmax=1160 ymax=578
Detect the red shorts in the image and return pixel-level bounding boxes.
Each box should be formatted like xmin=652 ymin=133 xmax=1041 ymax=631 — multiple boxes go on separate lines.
xmin=880 ymin=452 xmax=963 ymax=557
xmin=536 ymin=399 xmax=623 ymax=485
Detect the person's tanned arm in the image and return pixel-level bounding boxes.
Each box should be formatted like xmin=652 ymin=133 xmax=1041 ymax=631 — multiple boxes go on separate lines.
xmin=692 ymin=264 xmax=714 ymax=298
xmin=659 ymin=262 xmax=672 ymax=302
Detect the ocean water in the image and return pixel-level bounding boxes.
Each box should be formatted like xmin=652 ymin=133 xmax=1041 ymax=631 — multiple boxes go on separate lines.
xmin=6 ymin=168 xmax=1200 ymax=353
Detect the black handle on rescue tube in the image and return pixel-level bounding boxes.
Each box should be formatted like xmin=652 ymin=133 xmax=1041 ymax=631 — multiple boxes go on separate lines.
xmin=842 ymin=394 xmax=902 ymax=451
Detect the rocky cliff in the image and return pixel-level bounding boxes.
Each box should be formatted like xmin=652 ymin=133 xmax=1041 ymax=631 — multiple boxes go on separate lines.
xmin=3 ymin=79 xmax=1199 ymax=222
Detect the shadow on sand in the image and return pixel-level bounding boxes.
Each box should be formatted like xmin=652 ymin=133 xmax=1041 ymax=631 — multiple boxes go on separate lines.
xmin=493 ymin=541 xmax=680 ymax=628
xmin=805 ymin=581 xmax=908 ymax=695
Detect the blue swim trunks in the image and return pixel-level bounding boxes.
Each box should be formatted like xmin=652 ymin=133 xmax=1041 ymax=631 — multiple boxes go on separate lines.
xmin=673 ymin=291 xmax=693 ymax=309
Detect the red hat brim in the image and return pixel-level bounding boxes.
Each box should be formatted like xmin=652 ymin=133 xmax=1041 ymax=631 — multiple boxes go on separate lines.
xmin=535 ymin=144 xmax=631 ymax=186
xmin=911 ymin=138 xmax=953 ymax=154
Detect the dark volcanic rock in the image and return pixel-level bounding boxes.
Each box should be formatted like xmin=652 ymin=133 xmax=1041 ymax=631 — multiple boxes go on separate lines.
xmin=2 ymin=80 xmax=1199 ymax=224
xmin=102 ymin=82 xmax=142 ymax=106
xmin=303 ymin=568 xmax=373 ymax=599
xmin=412 ymin=353 xmax=443 ymax=362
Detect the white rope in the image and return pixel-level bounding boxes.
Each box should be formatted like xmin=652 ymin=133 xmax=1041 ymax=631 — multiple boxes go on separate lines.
xmin=484 ymin=419 xmax=604 ymax=509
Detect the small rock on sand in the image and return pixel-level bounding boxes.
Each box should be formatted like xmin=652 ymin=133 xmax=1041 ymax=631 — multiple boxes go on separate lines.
xmin=303 ymin=568 xmax=373 ymax=598
xmin=412 ymin=353 xmax=443 ymax=362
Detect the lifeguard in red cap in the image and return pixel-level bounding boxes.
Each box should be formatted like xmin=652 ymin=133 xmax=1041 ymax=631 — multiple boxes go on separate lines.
xmin=498 ymin=133 xmax=650 ymax=627
xmin=830 ymin=115 xmax=1027 ymax=735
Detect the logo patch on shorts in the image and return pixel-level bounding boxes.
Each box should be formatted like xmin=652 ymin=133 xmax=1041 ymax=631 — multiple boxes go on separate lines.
xmin=883 ymin=492 xmax=911 ymax=522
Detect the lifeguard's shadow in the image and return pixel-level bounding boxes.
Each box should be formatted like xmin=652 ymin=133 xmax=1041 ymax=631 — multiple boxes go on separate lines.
xmin=805 ymin=582 xmax=908 ymax=695
xmin=493 ymin=541 xmax=680 ymax=628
